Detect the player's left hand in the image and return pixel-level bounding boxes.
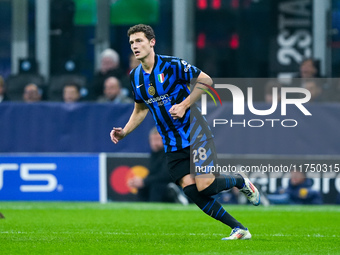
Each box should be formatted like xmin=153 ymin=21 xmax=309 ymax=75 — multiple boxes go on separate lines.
xmin=110 ymin=127 xmax=126 ymax=144
xmin=169 ymin=104 xmax=186 ymax=119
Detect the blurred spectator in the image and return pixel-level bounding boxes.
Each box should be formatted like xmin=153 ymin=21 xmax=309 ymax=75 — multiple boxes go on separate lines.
xmin=0 ymin=76 xmax=10 ymax=102
xmin=302 ymin=79 xmax=324 ymax=102
xmin=63 ymin=83 xmax=81 ymax=103
xmin=91 ymin=48 xmax=125 ymax=100
xmin=264 ymin=79 xmax=281 ymax=103
xmin=292 ymin=58 xmax=333 ymax=101
xmin=100 ymin=49 xmax=120 ymax=73
xmin=23 ymin=83 xmax=42 ymax=103
xmin=128 ymin=127 xmax=188 ymax=204
xmin=97 ymin=77 xmax=133 ymax=104
xmin=119 ymin=53 xmax=140 ymax=99
xmin=48 ymin=75 xmax=87 ymax=101
xmin=298 ymin=58 xmax=320 ymax=79
xmin=266 ymin=171 xmax=322 ymax=205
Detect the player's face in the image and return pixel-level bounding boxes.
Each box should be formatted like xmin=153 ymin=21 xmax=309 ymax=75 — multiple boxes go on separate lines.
xmin=129 ymin=32 xmax=155 ymax=61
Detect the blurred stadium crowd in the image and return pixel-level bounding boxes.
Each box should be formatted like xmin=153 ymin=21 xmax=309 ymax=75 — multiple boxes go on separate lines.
xmin=1 ymin=54 xmax=339 ymax=104
xmin=0 ymin=48 xmax=136 ymax=103
xmin=1 ymin=0 xmax=340 ymax=104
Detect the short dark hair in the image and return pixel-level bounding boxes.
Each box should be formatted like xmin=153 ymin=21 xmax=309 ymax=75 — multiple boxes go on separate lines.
xmin=127 ymin=24 xmax=155 ymax=41
xmin=301 ymin=58 xmax=316 ymax=66
xmin=64 ymin=82 xmax=81 ymax=92
xmin=301 ymin=58 xmax=319 ymax=72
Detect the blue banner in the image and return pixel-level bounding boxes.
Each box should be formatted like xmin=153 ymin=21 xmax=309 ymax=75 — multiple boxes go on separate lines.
xmin=0 ymin=102 xmax=340 ymax=155
xmin=0 ymin=155 xmax=100 ymax=201
xmin=207 ymin=102 xmax=340 ymax=155
xmin=0 ymin=102 xmax=154 ymax=153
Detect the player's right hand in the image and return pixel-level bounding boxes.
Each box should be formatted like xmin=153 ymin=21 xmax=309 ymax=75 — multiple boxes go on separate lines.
xmin=110 ymin=127 xmax=126 ymax=144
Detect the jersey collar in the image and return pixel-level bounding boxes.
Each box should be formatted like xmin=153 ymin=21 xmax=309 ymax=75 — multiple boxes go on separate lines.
xmin=142 ymin=54 xmax=159 ymax=75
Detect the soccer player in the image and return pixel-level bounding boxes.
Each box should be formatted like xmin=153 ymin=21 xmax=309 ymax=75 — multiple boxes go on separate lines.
xmin=110 ymin=24 xmax=260 ymax=240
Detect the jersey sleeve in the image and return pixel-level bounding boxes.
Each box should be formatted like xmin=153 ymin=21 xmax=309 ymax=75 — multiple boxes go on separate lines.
xmin=175 ymin=57 xmax=202 ymax=83
xmin=129 ymin=69 xmax=144 ymax=103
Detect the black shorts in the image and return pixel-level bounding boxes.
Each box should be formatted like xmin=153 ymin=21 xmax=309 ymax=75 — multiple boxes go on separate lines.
xmin=166 ymin=139 xmax=218 ymax=185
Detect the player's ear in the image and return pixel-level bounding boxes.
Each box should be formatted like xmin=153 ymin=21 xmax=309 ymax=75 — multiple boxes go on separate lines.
xmin=150 ymin=38 xmax=156 ymax=47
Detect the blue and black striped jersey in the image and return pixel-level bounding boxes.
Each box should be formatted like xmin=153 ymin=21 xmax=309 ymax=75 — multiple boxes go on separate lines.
xmin=130 ymin=54 xmax=213 ymax=153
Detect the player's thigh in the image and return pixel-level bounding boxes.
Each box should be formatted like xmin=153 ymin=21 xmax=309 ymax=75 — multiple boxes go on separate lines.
xmin=192 ymin=139 xmax=218 ymax=175
xmin=166 ymin=147 xmax=192 ymax=185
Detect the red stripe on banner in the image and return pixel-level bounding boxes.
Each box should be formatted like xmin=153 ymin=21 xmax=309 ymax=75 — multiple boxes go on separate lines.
xmin=230 ymin=33 xmax=239 ymax=49
xmin=231 ymin=0 xmax=239 ymax=9
xmin=197 ymin=33 xmax=206 ymax=49
xmin=212 ymin=0 xmax=221 ymax=9
xmin=197 ymin=0 xmax=207 ymax=10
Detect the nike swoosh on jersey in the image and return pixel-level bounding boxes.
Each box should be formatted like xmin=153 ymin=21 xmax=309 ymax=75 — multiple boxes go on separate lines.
xmin=137 ymin=84 xmax=144 ymax=88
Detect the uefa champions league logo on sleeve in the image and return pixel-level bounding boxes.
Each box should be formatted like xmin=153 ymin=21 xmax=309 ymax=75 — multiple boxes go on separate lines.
xmin=199 ymin=79 xmax=312 ymax=128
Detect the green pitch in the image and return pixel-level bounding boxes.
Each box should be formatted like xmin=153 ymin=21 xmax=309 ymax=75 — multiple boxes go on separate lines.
xmin=0 ymin=202 xmax=339 ymax=255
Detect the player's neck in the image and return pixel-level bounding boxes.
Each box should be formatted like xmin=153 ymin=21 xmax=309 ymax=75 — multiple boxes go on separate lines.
xmin=141 ymin=51 xmax=155 ymax=73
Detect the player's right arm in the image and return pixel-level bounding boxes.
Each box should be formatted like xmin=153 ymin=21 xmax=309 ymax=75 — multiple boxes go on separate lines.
xmin=110 ymin=102 xmax=149 ymax=144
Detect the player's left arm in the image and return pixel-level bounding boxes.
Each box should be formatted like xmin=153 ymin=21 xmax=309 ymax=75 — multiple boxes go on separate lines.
xmin=169 ymin=71 xmax=212 ymax=119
